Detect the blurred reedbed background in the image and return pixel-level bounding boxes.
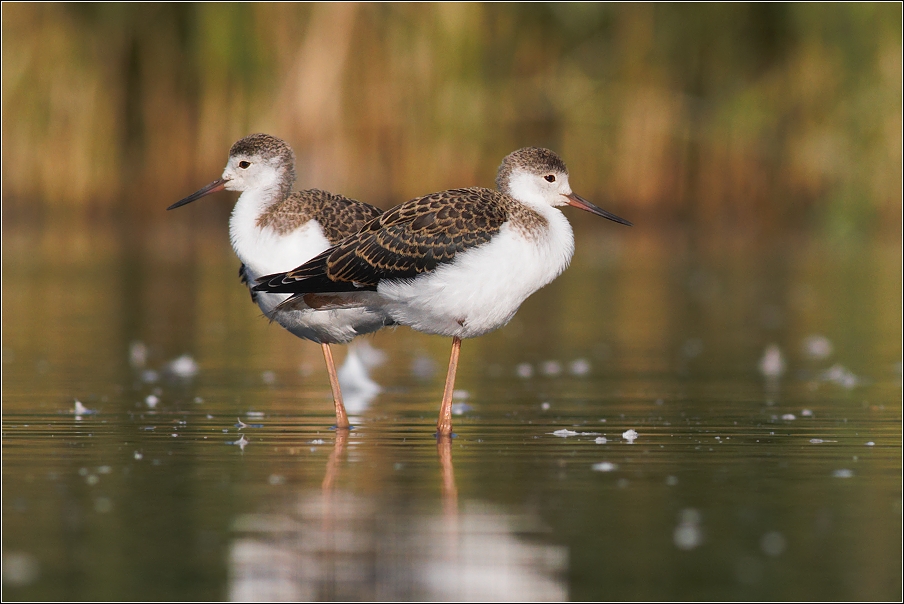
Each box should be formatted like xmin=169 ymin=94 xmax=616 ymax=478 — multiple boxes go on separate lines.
xmin=2 ymin=4 xmax=902 ymax=601
xmin=2 ymin=2 xmax=901 ymax=235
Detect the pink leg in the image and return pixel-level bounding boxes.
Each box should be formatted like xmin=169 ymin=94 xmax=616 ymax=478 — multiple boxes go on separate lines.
xmin=321 ymin=343 xmax=350 ymax=429
xmin=437 ymin=337 xmax=461 ymax=437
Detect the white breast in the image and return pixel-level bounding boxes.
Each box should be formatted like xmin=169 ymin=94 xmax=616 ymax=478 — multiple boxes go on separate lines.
xmin=377 ymin=207 xmax=575 ymax=339
xmin=228 ymin=189 xmax=387 ymax=344
xmin=229 ymin=190 xmax=331 ymax=277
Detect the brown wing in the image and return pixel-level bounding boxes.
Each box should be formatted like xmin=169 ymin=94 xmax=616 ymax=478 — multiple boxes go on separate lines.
xmin=324 ymin=187 xmax=508 ymax=286
xmin=258 ymin=189 xmax=382 ymax=243
xmin=304 ymin=190 xmax=383 ymax=244
xmin=255 ymin=187 xmax=508 ymax=294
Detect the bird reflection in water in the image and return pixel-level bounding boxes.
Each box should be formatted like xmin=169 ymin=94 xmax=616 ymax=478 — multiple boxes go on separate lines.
xmin=228 ymin=430 xmax=566 ymax=601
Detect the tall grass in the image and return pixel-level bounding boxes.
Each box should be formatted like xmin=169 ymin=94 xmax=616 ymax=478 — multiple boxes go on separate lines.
xmin=2 ymin=3 xmax=900 ymax=232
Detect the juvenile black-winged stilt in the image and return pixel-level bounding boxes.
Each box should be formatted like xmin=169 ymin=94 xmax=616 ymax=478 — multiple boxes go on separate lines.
xmin=168 ymin=133 xmax=391 ymax=429
xmin=255 ymin=147 xmax=631 ymax=436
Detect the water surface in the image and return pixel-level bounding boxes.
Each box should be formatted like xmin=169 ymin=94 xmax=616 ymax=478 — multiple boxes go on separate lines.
xmin=3 ymin=220 xmax=901 ymax=600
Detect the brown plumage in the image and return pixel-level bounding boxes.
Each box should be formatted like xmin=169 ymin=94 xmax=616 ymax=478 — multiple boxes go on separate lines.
xmin=256 ymin=189 xmax=383 ymax=244
xmin=256 ymin=187 xmax=549 ymax=294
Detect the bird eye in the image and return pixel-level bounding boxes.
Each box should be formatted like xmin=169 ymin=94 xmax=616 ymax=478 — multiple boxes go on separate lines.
xmin=544 ymin=174 xmax=556 ymax=183
xmin=238 ymin=161 xmax=251 ymax=169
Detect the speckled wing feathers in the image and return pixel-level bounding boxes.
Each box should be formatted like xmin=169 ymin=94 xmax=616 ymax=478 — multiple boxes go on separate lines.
xmin=257 ymin=189 xmax=382 ymax=244
xmin=307 ymin=190 xmax=383 ymax=244
xmin=257 ymin=187 xmax=509 ymax=294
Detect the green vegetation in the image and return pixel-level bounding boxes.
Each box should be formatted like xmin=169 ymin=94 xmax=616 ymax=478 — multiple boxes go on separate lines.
xmin=2 ymin=3 xmax=900 ymax=233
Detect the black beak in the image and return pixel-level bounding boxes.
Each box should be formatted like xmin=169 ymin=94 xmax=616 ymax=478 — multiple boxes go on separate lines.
xmin=167 ymin=178 xmax=229 ymax=210
xmin=564 ymin=193 xmax=632 ymax=226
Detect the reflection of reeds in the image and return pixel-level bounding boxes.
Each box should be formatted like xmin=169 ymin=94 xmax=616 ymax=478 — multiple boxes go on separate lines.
xmin=2 ymin=4 xmax=901 ymax=231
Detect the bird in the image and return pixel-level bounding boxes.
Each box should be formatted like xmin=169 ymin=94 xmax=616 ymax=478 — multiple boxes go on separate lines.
xmin=254 ymin=146 xmax=632 ymax=436
xmin=167 ymin=133 xmax=391 ymax=429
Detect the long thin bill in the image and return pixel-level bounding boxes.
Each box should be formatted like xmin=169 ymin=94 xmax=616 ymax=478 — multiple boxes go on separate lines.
xmin=565 ymin=192 xmax=633 ymax=226
xmin=167 ymin=178 xmax=228 ymax=210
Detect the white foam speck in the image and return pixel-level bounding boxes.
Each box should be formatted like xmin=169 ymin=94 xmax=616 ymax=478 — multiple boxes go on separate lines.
xmin=595 ymin=436 xmax=607 ymax=444
xmin=592 ymin=461 xmax=618 ymax=472
xmin=801 ymin=409 xmax=814 ymax=417
xmin=865 ymin=441 xmax=875 ymax=446
xmin=516 ymin=363 xmax=534 ymax=379
xmin=822 ymin=364 xmax=859 ymax=389
xmin=1 ymin=551 xmax=39 ymax=587
xmin=451 ymin=402 xmax=472 ymax=416
xmin=781 ymin=413 xmax=796 ymax=421
xmin=540 ymin=360 xmax=562 ymax=376
xmin=802 ymin=334 xmax=833 ymax=359
xmin=145 ymin=394 xmax=159 ymax=408
xmin=569 ymin=358 xmax=591 ymax=376
xmin=622 ymin=429 xmax=639 ymax=442
xmin=674 ymin=508 xmax=703 ymax=550
xmin=550 ymin=429 xmax=578 ymax=437
xmin=759 ymin=344 xmax=786 ymax=378
xmin=832 ymin=468 xmax=854 ymax=478
xmin=167 ymin=354 xmax=199 ymax=378
xmin=541 ymin=402 xmax=551 ymax=411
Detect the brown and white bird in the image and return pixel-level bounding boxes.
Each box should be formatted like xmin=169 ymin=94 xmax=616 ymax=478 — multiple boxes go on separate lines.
xmin=168 ymin=133 xmax=390 ymax=429
xmin=255 ymin=147 xmax=632 ymax=436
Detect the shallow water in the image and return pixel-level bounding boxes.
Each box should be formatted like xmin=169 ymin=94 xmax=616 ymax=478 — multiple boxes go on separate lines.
xmin=2 ymin=220 xmax=901 ymax=600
